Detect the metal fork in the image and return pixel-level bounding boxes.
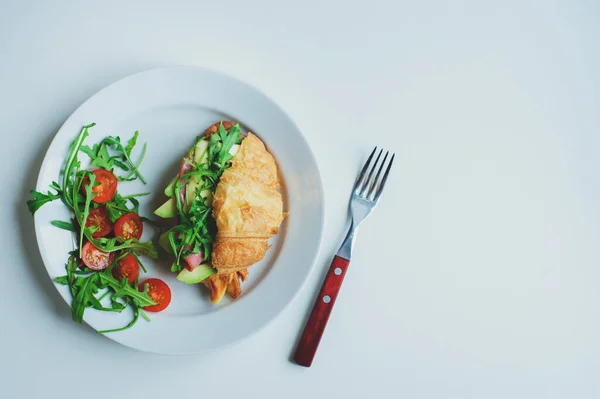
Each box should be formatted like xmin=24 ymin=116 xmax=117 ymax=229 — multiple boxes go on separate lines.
xmin=294 ymin=147 xmax=394 ymax=367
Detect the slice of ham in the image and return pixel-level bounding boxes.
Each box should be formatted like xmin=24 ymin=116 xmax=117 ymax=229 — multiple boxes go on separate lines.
xmin=183 ymin=245 xmax=205 ymax=271
xmin=178 ymin=157 xmax=194 ymax=208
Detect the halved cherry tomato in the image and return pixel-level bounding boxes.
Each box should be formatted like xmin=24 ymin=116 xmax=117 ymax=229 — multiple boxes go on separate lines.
xmin=82 ymin=169 xmax=118 ymax=204
xmin=112 ymin=254 xmax=139 ymax=284
xmin=139 ymin=278 xmax=171 ymax=312
xmin=81 ymin=241 xmax=113 ymax=270
xmin=85 ymin=207 xmax=113 ymax=238
xmin=114 ymin=213 xmax=143 ymax=241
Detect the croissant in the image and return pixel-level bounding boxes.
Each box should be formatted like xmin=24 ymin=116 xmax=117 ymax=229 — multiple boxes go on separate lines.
xmin=204 ymin=269 xmax=248 ymax=304
xmin=204 ymin=132 xmax=285 ymax=303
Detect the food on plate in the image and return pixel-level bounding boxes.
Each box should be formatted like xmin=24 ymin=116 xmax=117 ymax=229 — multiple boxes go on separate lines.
xmin=206 ymin=133 xmax=284 ymax=302
xmin=85 ymin=206 xmax=113 ymax=238
xmin=112 ymin=253 xmax=140 ymax=284
xmin=81 ymin=241 xmax=115 ymax=270
xmin=114 ymin=212 xmax=144 ymax=240
xmin=155 ymin=121 xmax=285 ymax=304
xmin=82 ymin=169 xmax=118 ymax=203
xmin=140 ymin=278 xmax=172 ymax=312
xmin=27 ymin=124 xmax=170 ymax=333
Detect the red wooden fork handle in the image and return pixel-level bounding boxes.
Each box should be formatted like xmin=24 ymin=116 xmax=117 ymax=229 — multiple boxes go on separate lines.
xmin=293 ymin=255 xmax=351 ymax=367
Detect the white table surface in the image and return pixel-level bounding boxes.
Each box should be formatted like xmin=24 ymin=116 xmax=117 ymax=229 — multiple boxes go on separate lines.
xmin=1 ymin=1 xmax=599 ymax=398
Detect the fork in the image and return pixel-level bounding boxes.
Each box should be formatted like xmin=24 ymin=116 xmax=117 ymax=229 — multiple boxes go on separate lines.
xmin=293 ymin=147 xmax=394 ymax=367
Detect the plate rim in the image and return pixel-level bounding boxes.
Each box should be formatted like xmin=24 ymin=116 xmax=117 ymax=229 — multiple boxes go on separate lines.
xmin=33 ymin=65 xmax=325 ymax=354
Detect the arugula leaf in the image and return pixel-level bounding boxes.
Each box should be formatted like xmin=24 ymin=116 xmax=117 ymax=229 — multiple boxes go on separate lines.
xmin=79 ymin=144 xmax=98 ymax=159
xmin=71 ymin=273 xmax=96 ymax=323
xmin=218 ymin=124 xmax=242 ymax=163
xmin=56 ymin=254 xmax=156 ymax=331
xmin=99 ymin=272 xmax=156 ymax=307
xmin=101 ymin=136 xmax=147 ymax=183
xmin=53 ymin=276 xmax=69 ymax=285
xmin=50 ymin=220 xmax=76 ymax=231
xmin=95 ymin=270 xmax=157 ymax=334
xmin=112 ymin=159 xmax=129 ymax=171
xmin=97 ymin=304 xmax=141 ymax=334
xmin=86 ymin=233 xmax=159 ymax=259
xmin=91 ymin=143 xmax=114 ymax=169
xmin=73 ymin=171 xmax=95 ymax=258
xmin=62 ymin=124 xmax=95 ymax=208
xmin=125 ymin=130 xmax=139 ymax=156
xmin=104 ymin=192 xmax=148 ymax=222
xmin=66 ymin=252 xmax=79 ymax=288
xmin=80 ymin=131 xmax=144 ymax=181
xmin=27 ymin=189 xmax=61 ymax=215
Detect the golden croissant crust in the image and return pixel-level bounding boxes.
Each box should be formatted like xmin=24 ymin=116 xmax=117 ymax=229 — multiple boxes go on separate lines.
xmin=204 ymin=132 xmax=285 ymax=303
xmin=204 ymin=269 xmax=248 ymax=304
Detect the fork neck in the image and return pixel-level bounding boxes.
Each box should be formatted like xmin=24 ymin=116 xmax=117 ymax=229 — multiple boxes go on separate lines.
xmin=336 ymin=220 xmax=357 ymax=260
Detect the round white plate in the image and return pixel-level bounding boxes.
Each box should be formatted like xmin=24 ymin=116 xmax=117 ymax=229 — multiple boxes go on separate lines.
xmin=33 ymin=66 xmax=324 ymax=354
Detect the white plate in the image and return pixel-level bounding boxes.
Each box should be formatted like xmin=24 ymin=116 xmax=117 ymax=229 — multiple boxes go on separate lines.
xmin=33 ymin=66 xmax=324 ymax=354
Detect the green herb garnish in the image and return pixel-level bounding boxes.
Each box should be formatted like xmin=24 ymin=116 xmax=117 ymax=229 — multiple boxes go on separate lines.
xmin=167 ymin=122 xmax=243 ymax=272
xmin=80 ymin=130 xmax=147 ymax=183
xmin=28 ymin=124 xmax=158 ymax=333
xmin=54 ymin=253 xmax=156 ymax=331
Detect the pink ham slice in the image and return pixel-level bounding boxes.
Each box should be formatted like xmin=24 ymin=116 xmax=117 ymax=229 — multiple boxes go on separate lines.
xmin=183 ymin=245 xmax=204 ymax=271
xmin=178 ymin=157 xmax=193 ymax=207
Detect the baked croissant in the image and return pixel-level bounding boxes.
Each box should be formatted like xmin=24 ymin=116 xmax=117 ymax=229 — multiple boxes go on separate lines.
xmin=204 ymin=132 xmax=285 ymax=303
xmin=204 ymin=269 xmax=248 ymax=304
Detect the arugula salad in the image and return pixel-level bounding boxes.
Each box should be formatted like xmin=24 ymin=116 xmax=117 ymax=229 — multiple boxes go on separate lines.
xmin=154 ymin=121 xmax=243 ymax=284
xmin=28 ymin=124 xmax=171 ymax=333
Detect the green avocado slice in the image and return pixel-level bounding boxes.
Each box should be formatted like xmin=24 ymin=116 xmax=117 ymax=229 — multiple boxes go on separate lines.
xmin=176 ymin=264 xmax=216 ymax=284
xmin=154 ymin=197 xmax=176 ymax=218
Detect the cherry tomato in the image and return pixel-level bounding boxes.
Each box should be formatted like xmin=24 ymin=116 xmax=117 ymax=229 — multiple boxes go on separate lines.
xmin=82 ymin=169 xmax=118 ymax=204
xmin=114 ymin=213 xmax=143 ymax=241
xmin=139 ymin=278 xmax=171 ymax=312
xmin=85 ymin=206 xmax=113 ymax=238
xmin=112 ymin=254 xmax=139 ymax=284
xmin=81 ymin=241 xmax=113 ymax=270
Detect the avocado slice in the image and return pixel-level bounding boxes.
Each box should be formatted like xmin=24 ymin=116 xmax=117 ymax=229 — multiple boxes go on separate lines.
xmin=158 ymin=230 xmax=173 ymax=253
xmin=164 ymin=175 xmax=178 ymax=197
xmin=176 ymin=263 xmax=216 ymax=284
xmin=185 ymin=180 xmax=200 ymax=210
xmin=154 ymin=197 xmax=177 ymax=218
xmin=193 ymin=139 xmax=209 ymax=164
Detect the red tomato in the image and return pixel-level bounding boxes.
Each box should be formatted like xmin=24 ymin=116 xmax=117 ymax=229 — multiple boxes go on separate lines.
xmin=139 ymin=278 xmax=171 ymax=312
xmin=85 ymin=207 xmax=113 ymax=238
xmin=112 ymin=254 xmax=139 ymax=284
xmin=114 ymin=213 xmax=143 ymax=241
xmin=82 ymin=169 xmax=118 ymax=204
xmin=81 ymin=241 xmax=114 ymax=270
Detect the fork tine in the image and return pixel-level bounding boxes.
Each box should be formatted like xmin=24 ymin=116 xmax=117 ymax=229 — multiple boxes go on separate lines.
xmin=373 ymin=153 xmax=394 ymax=201
xmin=359 ymin=149 xmax=383 ymax=196
xmin=367 ymin=151 xmax=389 ymax=199
xmin=353 ymin=147 xmax=377 ymax=192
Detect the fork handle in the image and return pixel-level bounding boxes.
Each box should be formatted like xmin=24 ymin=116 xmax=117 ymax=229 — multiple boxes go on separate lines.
xmin=293 ymin=255 xmax=350 ymax=367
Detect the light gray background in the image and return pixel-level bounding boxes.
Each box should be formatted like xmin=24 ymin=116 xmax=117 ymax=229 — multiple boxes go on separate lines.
xmin=1 ymin=1 xmax=599 ymax=398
